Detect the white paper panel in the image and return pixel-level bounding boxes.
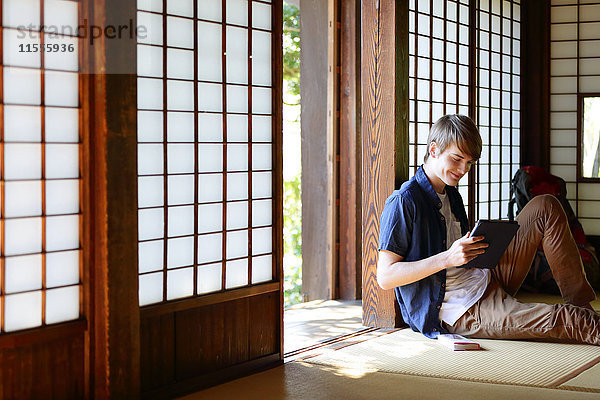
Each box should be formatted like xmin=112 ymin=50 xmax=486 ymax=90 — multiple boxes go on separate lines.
xmin=167 ymin=80 xmax=194 ymax=111
xmin=3 ymin=0 xmax=40 ymax=29
xmin=198 ymin=203 xmax=222 ymax=233
xmin=46 ymin=179 xmax=79 ymax=215
xmin=45 ymin=286 xmax=79 ymax=324
xmin=138 ymin=0 xmax=162 ymax=13
xmin=226 ymin=26 xmax=248 ymax=84
xmin=139 ymin=272 xmax=163 ymax=306
xmin=44 ymin=34 xmax=78 ymax=72
xmin=198 ymin=82 xmax=223 ymax=112
xmin=550 ymin=147 xmax=577 ymax=164
xmin=167 ymin=236 xmax=194 ymax=267
xmin=138 ymin=44 xmax=163 ymax=77
xmin=579 ymin=201 xmax=600 ymax=218
xmin=138 ymin=143 xmax=164 ymax=175
xmin=225 ymin=258 xmax=248 ymax=289
xmin=226 ymin=230 xmax=248 ymax=259
xmin=46 ymin=107 xmax=79 ymax=142
xmin=4 ymin=217 xmax=42 ymax=256
xmin=551 ymin=23 xmax=577 ymax=41
xmin=549 ymin=164 xmax=576 ymax=181
xmin=252 ymin=199 xmax=271 ymax=227
xmin=5 ymin=254 xmax=42 ymax=293
xmin=252 ymin=116 xmax=271 ymax=142
xmin=227 ymin=143 xmax=248 ymax=171
xmin=581 ymin=219 xmax=600 ymax=236
xmin=226 ymin=201 xmax=248 ymax=230
xmin=198 ymin=143 xmax=223 ymax=172
xmin=167 ymin=16 xmax=194 ymax=48
xmin=252 ymin=227 xmax=272 ymax=255
xmin=580 ymin=41 xmax=600 ymax=58
xmin=4 ymin=106 xmax=40 ymax=142
xmin=167 ymin=0 xmax=193 ymax=17
xmin=252 ymin=31 xmax=272 ymax=86
xmin=199 ymin=113 xmax=223 ymax=142
xmin=167 ymin=267 xmax=194 ymax=300
xmin=580 ymin=22 xmax=600 ymax=40
xmin=252 ymin=2 xmax=271 ymax=30
xmin=197 ymin=263 xmax=222 ymax=294
xmin=138 ymin=111 xmax=163 ymax=142
xmin=138 ymin=240 xmax=164 ymax=273
xmin=227 ymin=84 xmax=248 ymax=113
xmin=578 ymin=183 xmax=600 ymax=200
xmin=137 ymin=11 xmax=163 ymax=45
xmin=252 ymin=171 xmax=272 ymax=198
xmin=138 ymin=207 xmax=164 ymax=240
xmin=252 ymin=87 xmax=271 ymax=114
xmin=226 ymin=0 xmax=248 ymax=25
xmin=197 ymin=233 xmax=222 ymax=263
xmin=5 ymin=181 xmax=42 ymax=218
xmin=168 ymin=174 xmax=195 ymax=205
xmin=138 ymin=78 xmax=163 ymax=110
xmin=3 ymin=29 xmax=41 ymax=68
xmin=167 ymin=205 xmax=194 ymax=237
xmin=45 ymin=144 xmax=79 ymax=179
xmin=551 ymin=41 xmax=577 ymax=58
xmin=580 ymin=59 xmax=600 ymax=76
xmin=45 ymin=0 xmax=78 ymax=30
xmin=138 ymin=176 xmax=164 ymax=208
xmin=252 ymin=144 xmax=271 ymax=170
xmin=227 ymin=172 xmax=248 ymax=201
xmin=227 ymin=114 xmax=248 ymax=142
xmin=580 ymin=76 xmax=600 ymax=92
xmin=4 ymin=291 xmax=42 ymax=332
xmin=46 ymin=215 xmax=79 ymax=251
xmin=198 ymin=173 xmax=223 ymax=202
xmin=45 ymin=71 xmax=78 ymax=107
xmin=46 ymin=250 xmax=80 ymax=287
xmin=198 ymin=0 xmax=221 ymax=21
xmin=550 ymin=129 xmax=577 ymax=146
xmin=167 ymin=143 xmax=195 ymax=173
xmin=252 ymin=255 xmax=272 ymax=284
xmin=550 ymin=77 xmax=577 ymax=94
xmin=167 ymin=112 xmax=194 ymax=142
xmin=167 ymin=48 xmax=194 ymax=80
xmin=550 ymin=112 xmax=576 ymax=129
xmin=197 ymin=22 xmax=222 ymax=82
xmin=3 ymin=67 xmax=41 ymax=105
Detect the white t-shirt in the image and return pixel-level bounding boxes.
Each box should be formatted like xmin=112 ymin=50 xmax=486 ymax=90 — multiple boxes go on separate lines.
xmin=437 ymin=192 xmax=490 ymax=326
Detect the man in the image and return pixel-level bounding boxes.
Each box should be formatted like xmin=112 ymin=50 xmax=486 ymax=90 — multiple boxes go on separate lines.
xmin=377 ymin=114 xmax=600 ymax=344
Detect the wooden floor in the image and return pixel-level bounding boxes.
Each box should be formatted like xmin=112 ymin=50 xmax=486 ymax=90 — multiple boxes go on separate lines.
xmin=283 ymin=299 xmax=364 ymax=355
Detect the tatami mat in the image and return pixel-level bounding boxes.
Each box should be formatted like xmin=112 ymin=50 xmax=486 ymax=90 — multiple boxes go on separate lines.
xmin=301 ymin=329 xmax=600 ymax=389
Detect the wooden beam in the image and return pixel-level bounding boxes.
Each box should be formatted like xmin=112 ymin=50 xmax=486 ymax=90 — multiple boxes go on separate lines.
xmin=361 ymin=0 xmax=407 ymax=327
xmin=88 ymin=0 xmax=140 ymax=398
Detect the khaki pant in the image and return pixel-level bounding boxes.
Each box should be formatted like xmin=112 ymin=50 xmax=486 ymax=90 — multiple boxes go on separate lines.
xmin=446 ymin=194 xmax=600 ymax=345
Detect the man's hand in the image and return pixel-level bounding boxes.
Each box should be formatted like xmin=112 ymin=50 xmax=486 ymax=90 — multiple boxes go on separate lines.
xmin=444 ymin=232 xmax=488 ymax=268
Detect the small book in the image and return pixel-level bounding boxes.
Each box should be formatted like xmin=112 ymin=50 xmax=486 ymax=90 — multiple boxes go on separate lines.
xmin=461 ymin=219 xmax=520 ymax=269
xmin=437 ymin=334 xmax=481 ymax=351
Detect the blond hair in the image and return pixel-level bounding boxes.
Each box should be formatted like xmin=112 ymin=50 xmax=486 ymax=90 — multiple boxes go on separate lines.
xmin=424 ymin=114 xmax=482 ymax=163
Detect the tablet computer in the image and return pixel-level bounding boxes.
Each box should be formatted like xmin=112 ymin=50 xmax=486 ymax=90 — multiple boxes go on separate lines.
xmin=460 ymin=219 xmax=520 ymax=269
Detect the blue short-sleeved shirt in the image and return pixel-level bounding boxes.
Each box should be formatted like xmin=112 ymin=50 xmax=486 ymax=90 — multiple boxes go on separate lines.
xmin=378 ymin=165 xmax=470 ymax=338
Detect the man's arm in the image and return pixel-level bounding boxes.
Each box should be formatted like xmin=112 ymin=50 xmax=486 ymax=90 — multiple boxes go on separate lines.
xmin=377 ymin=233 xmax=488 ymax=290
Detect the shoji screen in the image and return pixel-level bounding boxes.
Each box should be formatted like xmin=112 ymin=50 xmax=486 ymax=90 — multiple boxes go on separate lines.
xmin=550 ymin=0 xmax=600 ymax=235
xmin=474 ymin=0 xmax=520 ymax=221
xmin=408 ymin=0 xmax=472 ymax=209
xmin=137 ymin=0 xmax=275 ymax=306
xmin=408 ymin=0 xmax=521 ymax=221
xmin=1 ymin=0 xmax=81 ymax=332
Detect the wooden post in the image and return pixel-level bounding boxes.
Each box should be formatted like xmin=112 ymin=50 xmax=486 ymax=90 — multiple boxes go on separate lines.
xmin=361 ymin=0 xmax=408 ymax=327
xmin=339 ymin=0 xmax=362 ymax=300
xmin=88 ymin=0 xmax=140 ymax=397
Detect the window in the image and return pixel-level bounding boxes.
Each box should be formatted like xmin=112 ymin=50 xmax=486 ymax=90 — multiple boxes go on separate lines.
xmin=1 ymin=0 xmax=81 ymax=333
xmin=136 ymin=0 xmax=276 ymax=306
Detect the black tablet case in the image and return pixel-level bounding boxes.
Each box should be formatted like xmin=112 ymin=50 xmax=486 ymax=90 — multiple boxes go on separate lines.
xmin=460 ymin=220 xmax=520 ymax=269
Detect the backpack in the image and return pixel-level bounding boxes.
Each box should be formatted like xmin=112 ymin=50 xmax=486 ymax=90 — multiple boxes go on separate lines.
xmin=508 ymin=166 xmax=600 ymax=294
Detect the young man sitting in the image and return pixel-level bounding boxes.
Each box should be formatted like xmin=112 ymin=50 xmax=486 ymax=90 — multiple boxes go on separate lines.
xmin=377 ymin=114 xmax=600 ymax=344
